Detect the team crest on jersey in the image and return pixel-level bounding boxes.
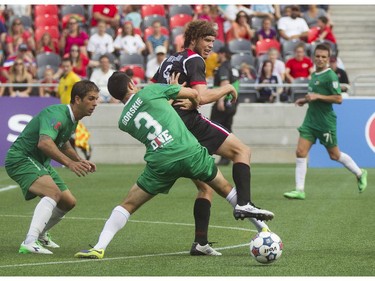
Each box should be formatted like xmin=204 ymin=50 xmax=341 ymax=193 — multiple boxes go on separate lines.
xmin=332 ymin=81 xmax=339 ymax=89
xmin=314 ymin=80 xmax=320 ymax=85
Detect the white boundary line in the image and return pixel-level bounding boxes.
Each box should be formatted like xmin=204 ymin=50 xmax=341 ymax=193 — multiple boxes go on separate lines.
xmin=0 ymin=214 xmax=255 ymax=269
xmin=0 ymin=185 xmax=18 ymax=192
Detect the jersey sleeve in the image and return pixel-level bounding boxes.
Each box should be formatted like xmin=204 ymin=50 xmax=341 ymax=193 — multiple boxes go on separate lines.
xmin=329 ymin=71 xmax=341 ymax=95
xmin=38 ymin=110 xmax=66 ymax=141
xmin=185 ymin=57 xmax=207 ymax=86
xmin=150 ymin=84 xmax=182 ymax=100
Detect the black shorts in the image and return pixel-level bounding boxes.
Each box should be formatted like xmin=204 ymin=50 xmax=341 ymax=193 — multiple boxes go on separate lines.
xmin=177 ymin=108 xmax=230 ymax=155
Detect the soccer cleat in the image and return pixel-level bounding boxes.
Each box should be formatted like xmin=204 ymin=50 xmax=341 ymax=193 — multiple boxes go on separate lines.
xmin=261 ymin=227 xmax=271 ymax=232
xmin=74 ymin=248 xmax=105 ymax=259
xmin=19 ymin=240 xmax=53 ymax=254
xmin=190 ymin=242 xmax=222 ymax=256
xmin=38 ymin=232 xmax=60 ymax=248
xmin=358 ymin=169 xmax=368 ymax=193
xmin=283 ymin=190 xmax=306 ymax=200
xmin=233 ymin=203 xmax=274 ymax=221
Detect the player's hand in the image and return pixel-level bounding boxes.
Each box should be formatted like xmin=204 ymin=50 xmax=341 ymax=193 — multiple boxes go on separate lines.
xmin=169 ymin=72 xmax=186 ymax=87
xmin=227 ymin=84 xmax=238 ymax=104
xmin=295 ymin=98 xmax=307 ymax=107
xmin=174 ymin=99 xmax=197 ymax=110
xmin=80 ymin=159 xmax=96 ymax=173
xmin=67 ymin=161 xmax=91 ymax=177
xmin=217 ymin=99 xmax=225 ymax=111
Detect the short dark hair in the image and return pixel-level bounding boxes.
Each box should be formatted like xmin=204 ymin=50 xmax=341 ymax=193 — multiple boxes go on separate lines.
xmin=318 ymin=15 xmax=329 ymax=25
xmin=314 ymin=43 xmax=331 ymax=57
xmin=70 ymin=80 xmax=99 ymax=104
xmin=107 ymin=71 xmax=132 ymax=101
xmin=184 ymin=20 xmax=217 ymax=48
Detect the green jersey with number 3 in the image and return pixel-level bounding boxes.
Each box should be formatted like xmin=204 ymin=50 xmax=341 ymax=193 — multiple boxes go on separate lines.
xmin=118 ymin=83 xmax=202 ymax=164
xmin=303 ymin=68 xmax=341 ymax=131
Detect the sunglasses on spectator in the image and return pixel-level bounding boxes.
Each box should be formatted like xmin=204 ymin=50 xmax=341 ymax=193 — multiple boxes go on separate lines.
xmin=71 ymin=48 xmax=79 ymax=52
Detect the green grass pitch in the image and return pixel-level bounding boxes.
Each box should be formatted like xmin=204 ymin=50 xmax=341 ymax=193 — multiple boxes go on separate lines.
xmin=0 ymin=164 xmax=374 ymax=276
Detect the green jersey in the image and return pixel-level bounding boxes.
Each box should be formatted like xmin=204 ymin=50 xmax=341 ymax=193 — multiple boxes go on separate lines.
xmin=8 ymin=104 xmax=78 ymax=166
xmin=118 ymin=84 xmax=202 ymax=164
xmin=303 ymin=68 xmax=341 ymax=131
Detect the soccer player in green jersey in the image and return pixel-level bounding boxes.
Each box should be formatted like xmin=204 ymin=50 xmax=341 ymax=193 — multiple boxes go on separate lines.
xmin=284 ymin=43 xmax=368 ymax=200
xmin=74 ymin=72 xmax=274 ymax=259
xmin=5 ymin=80 xmax=99 ymax=254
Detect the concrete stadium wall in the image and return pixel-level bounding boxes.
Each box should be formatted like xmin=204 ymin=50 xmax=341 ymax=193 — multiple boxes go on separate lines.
xmin=84 ymin=103 xmax=307 ymax=164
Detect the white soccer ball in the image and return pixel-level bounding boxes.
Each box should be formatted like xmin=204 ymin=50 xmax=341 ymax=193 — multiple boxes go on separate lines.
xmin=249 ymin=231 xmax=283 ymax=264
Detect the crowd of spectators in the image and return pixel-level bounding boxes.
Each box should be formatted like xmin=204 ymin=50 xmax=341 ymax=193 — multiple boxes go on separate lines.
xmin=0 ymin=4 xmax=348 ymax=103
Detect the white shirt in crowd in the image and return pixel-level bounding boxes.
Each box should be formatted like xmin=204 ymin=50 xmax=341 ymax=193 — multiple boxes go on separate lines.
xmin=87 ymin=33 xmax=115 ymax=56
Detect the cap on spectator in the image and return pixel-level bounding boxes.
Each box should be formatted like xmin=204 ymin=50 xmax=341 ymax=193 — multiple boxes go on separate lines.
xmin=330 ymin=56 xmax=337 ymax=63
xmin=18 ymin=44 xmax=28 ymax=52
xmin=217 ymin=46 xmax=232 ymax=55
xmin=155 ymin=45 xmax=167 ymax=55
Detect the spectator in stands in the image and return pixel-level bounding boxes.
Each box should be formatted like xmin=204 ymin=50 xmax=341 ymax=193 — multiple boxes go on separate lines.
xmin=198 ymin=5 xmax=226 ymax=43
xmin=256 ymin=17 xmax=278 ymax=41
xmin=302 ymin=5 xmax=327 ymax=28
xmin=316 ymin=16 xmax=336 ymax=44
xmin=277 ymin=5 xmax=309 ymax=43
xmin=205 ymin=51 xmax=219 ymax=79
xmin=114 ymin=21 xmax=145 ymax=55
xmin=145 ymin=20 xmax=169 ymax=56
xmin=240 ymin=62 xmax=256 ymax=80
xmin=6 ymin=18 xmax=35 ymax=56
xmin=91 ymin=4 xmax=120 ymax=30
xmin=226 ymin=11 xmax=254 ymax=43
xmin=89 ymin=54 xmax=116 ymax=103
xmin=329 ymin=56 xmax=350 ymax=92
xmin=36 ymin=32 xmax=59 ymax=54
xmin=267 ymin=48 xmax=286 ymax=82
xmin=57 ymin=58 xmax=81 ymax=105
xmin=119 ymin=5 xmax=142 ymax=28
xmin=60 ymin=15 xmax=89 ymax=56
xmin=285 ymin=43 xmax=314 ymax=83
xmin=7 ymin=58 xmax=33 ymax=97
xmin=63 ymin=44 xmax=90 ymax=79
xmin=252 ymin=5 xmax=275 ymax=20
xmin=222 ymin=5 xmax=254 ymax=22
xmin=39 ymin=67 xmax=58 ymax=97
xmin=255 ymin=59 xmax=283 ymax=103
xmin=0 ymin=16 xmax=7 ymax=46
xmin=146 ymin=45 xmax=167 ymax=82
xmin=2 ymin=43 xmax=36 ymax=79
xmin=87 ymin=20 xmax=115 ymax=59
xmin=173 ymin=24 xmax=187 ymax=53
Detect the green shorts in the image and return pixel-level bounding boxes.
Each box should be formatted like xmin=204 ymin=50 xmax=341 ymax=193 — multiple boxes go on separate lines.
xmin=298 ymin=125 xmax=337 ymax=148
xmin=137 ymin=147 xmax=218 ymax=195
xmin=5 ymin=151 xmax=68 ymax=201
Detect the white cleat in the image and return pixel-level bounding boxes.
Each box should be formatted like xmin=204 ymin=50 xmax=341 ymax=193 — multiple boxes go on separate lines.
xmin=19 ymin=241 xmax=53 ymax=254
xmin=38 ymin=232 xmax=60 ymax=248
xmin=234 ymin=203 xmax=274 ymax=221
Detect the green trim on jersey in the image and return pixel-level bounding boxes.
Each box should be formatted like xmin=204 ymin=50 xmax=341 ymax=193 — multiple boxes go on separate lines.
xmin=302 ymin=68 xmax=341 ymax=132
xmin=118 ymin=83 xmax=202 ymax=165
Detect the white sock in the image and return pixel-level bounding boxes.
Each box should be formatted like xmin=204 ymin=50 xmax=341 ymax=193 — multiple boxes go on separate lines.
xmin=40 ymin=207 xmax=67 ymax=237
xmin=295 ymin=158 xmax=307 ymax=192
xmin=226 ymin=187 xmax=269 ymax=232
xmin=94 ymin=206 xmax=131 ymax=250
xmin=337 ymin=152 xmax=362 ymax=178
xmin=24 ymin=197 xmax=57 ymax=244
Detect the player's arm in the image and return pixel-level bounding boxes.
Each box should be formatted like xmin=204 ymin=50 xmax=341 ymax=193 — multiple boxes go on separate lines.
xmin=194 ymin=83 xmax=238 ymax=105
xmin=37 ymin=135 xmax=93 ymax=176
xmin=170 ymin=72 xmax=200 ymax=108
xmin=305 ymin=92 xmax=342 ymax=104
xmin=61 ymin=141 xmax=97 ymax=173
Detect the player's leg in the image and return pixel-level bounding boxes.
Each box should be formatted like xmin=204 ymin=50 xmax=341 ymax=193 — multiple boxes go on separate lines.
xmin=326 ymin=146 xmax=367 ymax=192
xmin=215 ymin=133 xmax=252 ymax=205
xmin=39 ymin=189 xmax=77 ymax=248
xmin=19 ymin=175 xmax=63 ymax=254
xmin=206 ymin=169 xmax=274 ymax=221
xmin=75 ymin=183 xmax=154 ymax=259
xmin=284 ymin=136 xmax=314 ymax=200
xmin=190 ymin=180 xmax=221 ymax=255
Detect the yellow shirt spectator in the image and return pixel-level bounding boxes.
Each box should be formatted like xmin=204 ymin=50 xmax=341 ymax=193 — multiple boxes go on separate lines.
xmin=57 ymin=58 xmax=81 ymax=104
xmin=205 ymin=52 xmax=219 ymax=79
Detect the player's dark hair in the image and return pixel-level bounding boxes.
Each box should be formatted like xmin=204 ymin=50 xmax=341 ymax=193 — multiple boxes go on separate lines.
xmin=70 ymin=80 xmax=99 ymax=104
xmin=107 ymin=71 xmax=132 ymax=101
xmin=314 ymin=43 xmax=331 ymax=57
xmin=184 ymin=20 xmax=217 ymax=48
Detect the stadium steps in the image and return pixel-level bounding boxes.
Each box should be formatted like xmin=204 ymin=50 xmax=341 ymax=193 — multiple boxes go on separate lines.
xmin=330 ymin=5 xmax=375 ymax=95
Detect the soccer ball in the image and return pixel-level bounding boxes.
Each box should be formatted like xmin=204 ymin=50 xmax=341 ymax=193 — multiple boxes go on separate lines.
xmin=249 ymin=231 xmax=283 ymax=264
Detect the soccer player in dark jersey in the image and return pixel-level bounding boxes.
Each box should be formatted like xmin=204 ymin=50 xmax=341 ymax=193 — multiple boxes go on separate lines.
xmin=152 ymin=20 xmax=273 ymax=256
xmin=5 ymin=80 xmax=99 ymax=254
xmin=74 ymin=72 xmax=273 ymax=259
xmin=283 ymin=43 xmax=367 ymax=200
